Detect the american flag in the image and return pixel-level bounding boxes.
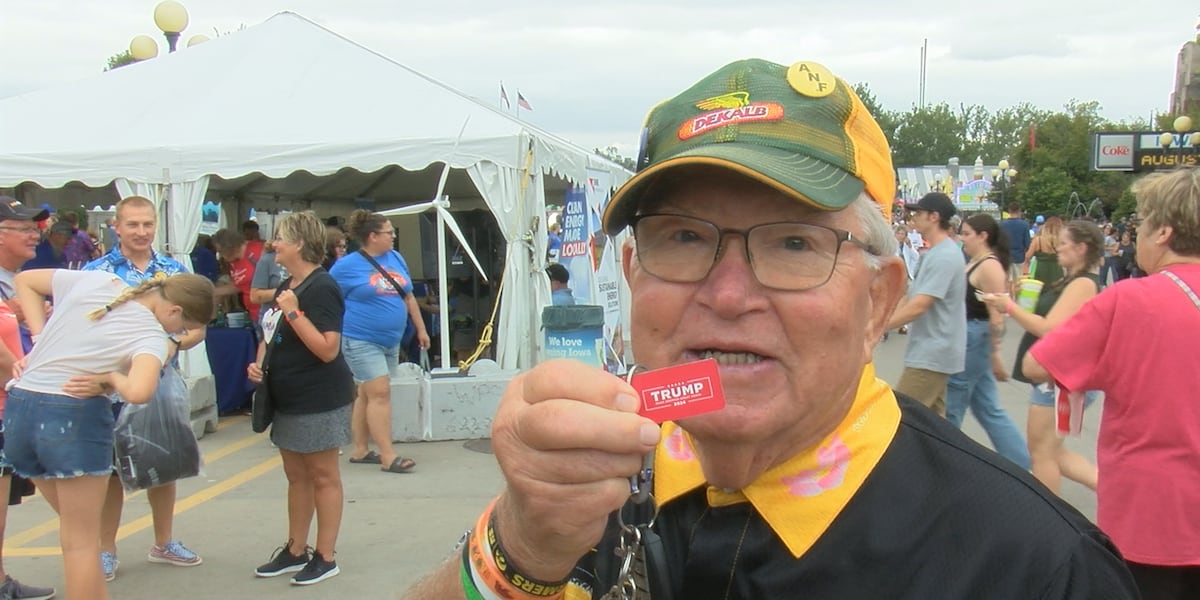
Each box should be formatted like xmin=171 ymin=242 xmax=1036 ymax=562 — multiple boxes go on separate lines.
xmin=517 ymin=92 xmax=533 ymax=111
xmin=500 ymin=83 xmax=511 ymax=109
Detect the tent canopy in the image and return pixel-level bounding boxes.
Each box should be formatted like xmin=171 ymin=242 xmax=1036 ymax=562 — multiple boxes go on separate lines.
xmin=0 ymin=11 xmax=626 ymax=192
xmin=0 ymin=12 xmax=632 ymax=370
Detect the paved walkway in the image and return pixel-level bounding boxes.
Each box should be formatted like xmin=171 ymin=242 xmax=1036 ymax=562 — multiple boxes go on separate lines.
xmin=2 ymin=326 xmax=1101 ymax=598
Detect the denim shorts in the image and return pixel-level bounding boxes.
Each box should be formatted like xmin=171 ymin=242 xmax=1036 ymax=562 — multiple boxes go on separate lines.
xmin=0 ymin=388 xmax=116 ymax=479
xmin=1029 ymin=385 xmax=1102 ymax=408
xmin=342 ymin=338 xmax=400 ymax=384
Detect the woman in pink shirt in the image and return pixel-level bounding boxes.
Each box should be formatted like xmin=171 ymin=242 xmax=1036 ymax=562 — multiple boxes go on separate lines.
xmin=1024 ymin=167 xmax=1200 ymax=599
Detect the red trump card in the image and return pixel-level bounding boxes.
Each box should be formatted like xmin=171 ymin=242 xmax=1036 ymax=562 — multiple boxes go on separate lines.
xmin=630 ymin=358 xmax=726 ymax=423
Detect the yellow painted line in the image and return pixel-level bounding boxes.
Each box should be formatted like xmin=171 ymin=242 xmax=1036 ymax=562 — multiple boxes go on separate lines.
xmin=5 ymin=427 xmax=269 ymax=549
xmin=203 ymin=430 xmax=269 ymax=462
xmin=7 ymin=455 xmax=282 ymax=557
xmin=216 ymin=414 xmax=248 ymax=431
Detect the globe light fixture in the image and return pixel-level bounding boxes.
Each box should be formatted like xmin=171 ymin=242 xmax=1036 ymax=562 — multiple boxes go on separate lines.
xmin=153 ymin=1 xmax=190 ymax=52
xmin=186 ymin=34 xmax=210 ymax=47
xmin=129 ymin=34 xmax=159 ymax=61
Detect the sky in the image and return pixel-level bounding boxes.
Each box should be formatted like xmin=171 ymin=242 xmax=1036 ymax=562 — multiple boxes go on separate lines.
xmin=1 ymin=1 xmax=1196 ymax=159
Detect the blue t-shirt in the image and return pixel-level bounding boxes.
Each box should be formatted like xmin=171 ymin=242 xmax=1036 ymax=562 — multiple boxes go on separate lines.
xmin=999 ymin=218 xmax=1031 ymax=265
xmin=23 ymin=241 xmax=69 ymax=270
xmin=329 ymin=250 xmax=413 ymax=347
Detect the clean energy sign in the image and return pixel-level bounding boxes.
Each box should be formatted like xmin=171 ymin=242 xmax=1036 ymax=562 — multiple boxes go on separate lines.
xmin=1093 ymin=132 xmax=1199 ymax=171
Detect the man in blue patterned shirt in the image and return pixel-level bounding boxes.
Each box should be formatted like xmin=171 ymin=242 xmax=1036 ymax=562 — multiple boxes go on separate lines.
xmin=84 ymin=195 xmax=207 ymax=580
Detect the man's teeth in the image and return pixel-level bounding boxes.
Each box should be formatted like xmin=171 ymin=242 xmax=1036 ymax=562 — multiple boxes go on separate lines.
xmin=699 ymin=350 xmax=763 ymax=365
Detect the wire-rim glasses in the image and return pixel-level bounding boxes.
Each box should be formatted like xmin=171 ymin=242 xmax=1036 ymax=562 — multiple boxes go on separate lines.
xmin=630 ymin=213 xmax=876 ymax=291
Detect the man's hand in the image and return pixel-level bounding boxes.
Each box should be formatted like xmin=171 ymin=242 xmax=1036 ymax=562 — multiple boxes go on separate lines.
xmin=62 ymin=373 xmax=113 ymax=398
xmin=490 ymin=359 xmax=658 ymax=582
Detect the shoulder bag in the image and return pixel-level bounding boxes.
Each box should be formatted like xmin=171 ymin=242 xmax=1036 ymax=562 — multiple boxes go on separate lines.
xmin=252 ymin=272 xmax=319 ymax=433
xmin=358 ymin=249 xmax=409 ymax=298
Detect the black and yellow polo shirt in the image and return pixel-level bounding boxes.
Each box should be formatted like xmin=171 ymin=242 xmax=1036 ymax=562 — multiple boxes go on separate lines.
xmin=565 ymin=364 xmax=1136 ymax=599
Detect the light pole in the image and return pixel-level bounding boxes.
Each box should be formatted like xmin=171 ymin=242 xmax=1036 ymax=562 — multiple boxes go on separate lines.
xmin=128 ymin=1 xmax=203 ymax=61
xmin=154 ymin=1 xmax=189 ymax=53
xmin=991 ymin=159 xmax=1017 ymax=209
xmin=1159 ymin=115 xmax=1198 ymax=166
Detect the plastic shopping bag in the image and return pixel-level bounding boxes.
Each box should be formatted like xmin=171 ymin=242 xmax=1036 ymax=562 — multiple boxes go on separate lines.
xmin=114 ymin=366 xmax=203 ymax=491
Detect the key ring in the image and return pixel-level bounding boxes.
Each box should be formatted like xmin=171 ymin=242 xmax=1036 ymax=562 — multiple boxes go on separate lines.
xmin=624 ymin=365 xmax=656 ymax=506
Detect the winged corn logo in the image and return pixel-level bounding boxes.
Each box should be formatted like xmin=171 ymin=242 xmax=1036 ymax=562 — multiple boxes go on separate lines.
xmin=678 ymin=92 xmax=784 ymax=140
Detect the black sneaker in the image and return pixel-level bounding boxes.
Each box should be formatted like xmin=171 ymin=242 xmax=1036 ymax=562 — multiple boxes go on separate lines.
xmin=290 ymin=551 xmax=340 ymax=586
xmin=254 ymin=540 xmax=310 ymax=578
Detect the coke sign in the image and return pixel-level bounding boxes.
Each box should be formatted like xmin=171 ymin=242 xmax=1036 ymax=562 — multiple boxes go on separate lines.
xmin=1092 ymin=134 xmax=1135 ymax=171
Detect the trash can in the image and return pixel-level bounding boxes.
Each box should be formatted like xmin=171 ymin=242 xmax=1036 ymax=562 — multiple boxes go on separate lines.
xmin=542 ymin=305 xmax=604 ymax=369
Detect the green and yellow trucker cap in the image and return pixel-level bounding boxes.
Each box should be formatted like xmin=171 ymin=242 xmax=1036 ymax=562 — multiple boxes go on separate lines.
xmin=602 ymin=59 xmax=895 ymax=234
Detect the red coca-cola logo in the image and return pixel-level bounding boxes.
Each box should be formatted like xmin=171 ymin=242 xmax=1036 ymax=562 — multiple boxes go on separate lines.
xmin=1101 ymin=145 xmax=1130 ymax=156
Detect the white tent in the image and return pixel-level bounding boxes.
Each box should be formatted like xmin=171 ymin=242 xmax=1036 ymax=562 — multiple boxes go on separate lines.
xmin=0 ymin=11 xmax=631 ymax=370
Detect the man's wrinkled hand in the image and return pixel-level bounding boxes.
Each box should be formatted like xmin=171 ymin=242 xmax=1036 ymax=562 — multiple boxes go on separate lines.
xmin=489 ymin=359 xmax=659 ymax=583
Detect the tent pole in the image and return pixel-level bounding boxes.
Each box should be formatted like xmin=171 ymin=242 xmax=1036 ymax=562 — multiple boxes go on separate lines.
xmin=436 ymin=198 xmax=452 ymax=370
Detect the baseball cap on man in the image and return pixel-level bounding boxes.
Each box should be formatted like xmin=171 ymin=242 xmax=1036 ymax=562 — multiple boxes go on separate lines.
xmin=0 ymin=196 xmax=50 ymax=222
xmin=602 ymin=58 xmax=895 ymax=234
xmin=904 ymin=192 xmax=956 ymax=221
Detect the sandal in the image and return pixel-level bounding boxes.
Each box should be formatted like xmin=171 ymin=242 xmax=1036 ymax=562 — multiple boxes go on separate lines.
xmin=382 ymin=456 xmax=416 ymax=473
xmin=348 ymin=450 xmax=381 ymax=464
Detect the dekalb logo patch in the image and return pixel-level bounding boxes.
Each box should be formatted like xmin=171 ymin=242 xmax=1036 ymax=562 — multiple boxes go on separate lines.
xmin=679 ymin=93 xmax=783 ymax=140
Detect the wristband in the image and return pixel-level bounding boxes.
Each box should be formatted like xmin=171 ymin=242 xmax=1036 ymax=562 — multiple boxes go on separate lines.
xmin=460 ymin=540 xmax=491 ymax=600
xmin=487 ymin=510 xmax=568 ymax=597
xmin=466 ymin=499 xmax=567 ymax=600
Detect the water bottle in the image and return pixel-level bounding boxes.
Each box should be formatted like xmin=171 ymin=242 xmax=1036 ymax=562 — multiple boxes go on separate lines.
xmin=215 ymin=304 xmax=227 ymax=328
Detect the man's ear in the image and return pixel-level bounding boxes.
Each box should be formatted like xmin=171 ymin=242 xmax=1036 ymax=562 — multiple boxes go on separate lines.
xmin=621 ymin=236 xmax=636 ymax=283
xmin=864 ymin=256 xmax=907 ymax=357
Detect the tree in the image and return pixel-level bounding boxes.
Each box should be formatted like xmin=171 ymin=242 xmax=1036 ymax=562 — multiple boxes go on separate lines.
xmin=890 ymin=102 xmax=965 ymax=167
xmin=594 ymin=146 xmax=636 ymax=171
xmin=1111 ymin=186 xmax=1138 ymax=222
xmin=1018 ymin=166 xmax=1076 ymax=219
xmin=105 ymin=50 xmax=136 ymax=71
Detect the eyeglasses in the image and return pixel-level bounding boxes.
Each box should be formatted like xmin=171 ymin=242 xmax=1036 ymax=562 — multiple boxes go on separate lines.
xmin=0 ymin=226 xmax=41 ymax=235
xmin=374 ymin=229 xmax=395 ymax=237
xmin=630 ymin=214 xmax=877 ymax=291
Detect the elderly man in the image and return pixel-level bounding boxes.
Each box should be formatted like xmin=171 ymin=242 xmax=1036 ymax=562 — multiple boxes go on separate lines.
xmin=0 ymin=198 xmax=56 ymax=600
xmin=404 ymin=59 xmax=1136 ymax=599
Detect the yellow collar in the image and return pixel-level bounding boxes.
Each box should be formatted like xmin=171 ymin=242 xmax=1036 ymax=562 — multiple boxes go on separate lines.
xmin=652 ymin=363 xmax=901 ymax=558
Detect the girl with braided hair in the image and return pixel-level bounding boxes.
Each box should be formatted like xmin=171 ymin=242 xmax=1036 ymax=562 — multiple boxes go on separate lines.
xmin=0 ymin=269 xmax=212 ymax=600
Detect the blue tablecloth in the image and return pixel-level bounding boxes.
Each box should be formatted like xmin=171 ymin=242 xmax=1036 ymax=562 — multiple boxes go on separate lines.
xmin=205 ymin=326 xmax=258 ymax=414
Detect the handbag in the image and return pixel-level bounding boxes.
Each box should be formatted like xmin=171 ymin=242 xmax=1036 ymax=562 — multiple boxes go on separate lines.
xmin=252 ymin=272 xmax=319 ymax=433
xmin=358 ymin=249 xmax=410 ymax=298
